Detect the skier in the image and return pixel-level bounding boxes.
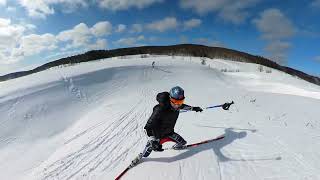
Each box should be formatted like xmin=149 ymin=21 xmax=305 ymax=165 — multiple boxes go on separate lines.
xmin=132 ymin=86 xmax=203 ymax=165
xmin=116 ymin=88 xmax=234 ymax=179
xmin=152 ymin=61 xmax=155 ymax=68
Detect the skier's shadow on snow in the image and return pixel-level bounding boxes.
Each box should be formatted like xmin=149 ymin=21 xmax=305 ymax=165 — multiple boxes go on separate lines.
xmin=153 ymin=67 xmax=172 ymax=73
xmin=144 ymin=128 xmax=281 ymax=163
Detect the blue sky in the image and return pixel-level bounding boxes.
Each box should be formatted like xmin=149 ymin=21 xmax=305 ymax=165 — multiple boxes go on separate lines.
xmin=0 ymin=0 xmax=319 ymax=76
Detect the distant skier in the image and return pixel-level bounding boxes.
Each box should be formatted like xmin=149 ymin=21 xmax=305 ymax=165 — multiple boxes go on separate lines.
xmin=152 ymin=61 xmax=155 ymax=68
xmin=132 ymin=86 xmax=203 ymax=165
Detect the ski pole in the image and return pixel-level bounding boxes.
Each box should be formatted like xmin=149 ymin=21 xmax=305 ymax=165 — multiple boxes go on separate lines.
xmin=180 ymin=101 xmax=234 ymax=113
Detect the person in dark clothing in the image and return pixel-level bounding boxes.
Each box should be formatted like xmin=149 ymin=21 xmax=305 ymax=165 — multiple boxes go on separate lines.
xmin=140 ymin=86 xmax=203 ymax=159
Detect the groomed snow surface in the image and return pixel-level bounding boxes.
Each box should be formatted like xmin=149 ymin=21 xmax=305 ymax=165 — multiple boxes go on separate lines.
xmin=1 ymin=55 xmax=320 ymax=180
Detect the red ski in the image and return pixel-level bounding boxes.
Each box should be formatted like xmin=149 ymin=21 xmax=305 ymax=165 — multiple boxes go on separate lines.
xmin=164 ymin=135 xmax=225 ymax=150
xmin=115 ymin=154 xmax=142 ymax=180
xmin=115 ymin=135 xmax=225 ymax=179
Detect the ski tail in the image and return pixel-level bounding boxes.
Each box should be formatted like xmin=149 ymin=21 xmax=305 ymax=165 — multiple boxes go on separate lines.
xmin=115 ymin=153 xmax=142 ymax=180
xmin=115 ymin=167 xmax=130 ymax=180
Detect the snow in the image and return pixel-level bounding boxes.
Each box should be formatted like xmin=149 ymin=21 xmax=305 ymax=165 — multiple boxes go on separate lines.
xmin=0 ymin=56 xmax=320 ymax=180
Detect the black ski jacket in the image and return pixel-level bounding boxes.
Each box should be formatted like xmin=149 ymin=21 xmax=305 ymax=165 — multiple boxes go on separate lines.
xmin=144 ymin=92 xmax=193 ymax=138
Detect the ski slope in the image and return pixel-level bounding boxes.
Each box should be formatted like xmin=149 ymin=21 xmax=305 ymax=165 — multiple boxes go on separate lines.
xmin=1 ymin=55 xmax=320 ymax=180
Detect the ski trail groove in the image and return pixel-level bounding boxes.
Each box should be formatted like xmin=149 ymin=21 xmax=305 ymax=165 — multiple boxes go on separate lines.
xmin=42 ymin=99 xmax=144 ymax=179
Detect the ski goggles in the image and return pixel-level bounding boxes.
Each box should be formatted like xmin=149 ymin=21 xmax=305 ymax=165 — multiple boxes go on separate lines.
xmin=170 ymin=98 xmax=184 ymax=105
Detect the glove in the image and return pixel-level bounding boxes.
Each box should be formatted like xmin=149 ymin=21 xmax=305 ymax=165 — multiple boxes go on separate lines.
xmin=222 ymin=101 xmax=234 ymax=110
xmin=151 ymin=140 xmax=164 ymax=151
xmin=192 ymin=106 xmax=203 ymax=112
xmin=222 ymin=103 xmax=231 ymax=110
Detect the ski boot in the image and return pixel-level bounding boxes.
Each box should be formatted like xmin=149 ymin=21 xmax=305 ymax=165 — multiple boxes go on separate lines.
xmin=129 ymin=153 xmax=143 ymax=168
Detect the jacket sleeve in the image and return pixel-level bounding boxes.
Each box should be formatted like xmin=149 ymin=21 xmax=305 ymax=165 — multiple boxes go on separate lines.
xmin=180 ymin=104 xmax=193 ymax=111
xmin=144 ymin=105 xmax=162 ymax=138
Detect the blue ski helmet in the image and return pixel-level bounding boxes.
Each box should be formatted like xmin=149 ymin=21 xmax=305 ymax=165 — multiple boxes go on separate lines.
xmin=169 ymin=86 xmax=185 ymax=100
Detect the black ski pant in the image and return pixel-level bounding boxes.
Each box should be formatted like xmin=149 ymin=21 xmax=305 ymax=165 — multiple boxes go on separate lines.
xmin=141 ymin=132 xmax=186 ymax=157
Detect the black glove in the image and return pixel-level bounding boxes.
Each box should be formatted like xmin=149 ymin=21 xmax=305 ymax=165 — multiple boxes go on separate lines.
xmin=151 ymin=140 xmax=164 ymax=151
xmin=192 ymin=106 xmax=203 ymax=112
xmin=222 ymin=101 xmax=234 ymax=110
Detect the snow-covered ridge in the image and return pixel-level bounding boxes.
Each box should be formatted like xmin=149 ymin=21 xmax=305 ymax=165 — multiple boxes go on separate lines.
xmin=2 ymin=44 xmax=320 ymax=87
xmin=0 ymin=56 xmax=319 ymax=180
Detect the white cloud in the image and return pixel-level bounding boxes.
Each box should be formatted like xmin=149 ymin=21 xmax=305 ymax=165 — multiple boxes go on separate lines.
xmin=0 ymin=20 xmax=36 ymax=62
xmin=0 ymin=20 xmax=112 ymax=65
xmin=19 ymin=0 xmax=88 ymax=19
xmin=253 ymin=9 xmax=295 ymax=65
xmin=0 ymin=18 xmax=11 ymax=27
xmin=87 ymin=39 xmax=108 ymax=50
xmin=19 ymin=0 xmax=55 ymax=19
xmin=44 ymin=49 xmax=84 ymax=61
xmin=0 ymin=0 xmax=6 ymax=6
xmin=0 ymin=62 xmax=25 ymax=76
xmin=19 ymin=0 xmax=163 ymax=18
xmin=137 ymin=35 xmax=145 ymax=41
xmin=0 ymin=18 xmax=26 ymax=60
xmin=6 ymin=6 xmax=17 ymax=12
xmin=183 ymin=18 xmax=202 ymax=29
xmin=0 ymin=60 xmax=47 ymax=75
xmin=253 ymin=9 xmax=295 ymax=40
xmin=180 ymin=0 xmax=222 ymax=14
xmin=16 ymin=33 xmax=57 ymax=56
xmin=0 ymin=20 xmax=24 ymax=63
xmin=98 ymin=0 xmax=163 ymax=10
xmin=25 ymin=24 xmax=37 ymax=31
xmin=114 ymin=35 xmax=145 ymax=47
xmin=130 ymin=23 xmax=143 ymax=33
xmin=147 ymin=17 xmax=178 ymax=32
xmin=57 ymin=22 xmax=112 ymax=50
xmin=58 ymin=0 xmax=88 ymax=13
xmin=311 ymin=0 xmax=320 ymax=8
xmin=91 ymin=21 xmax=112 ymax=36
xmin=57 ymin=23 xmax=91 ymax=49
xmin=179 ymin=0 xmax=259 ymax=24
xmin=264 ymin=40 xmax=291 ymax=64
xmin=16 ymin=21 xmax=37 ymax=32
xmin=116 ymin=24 xmax=127 ymax=33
